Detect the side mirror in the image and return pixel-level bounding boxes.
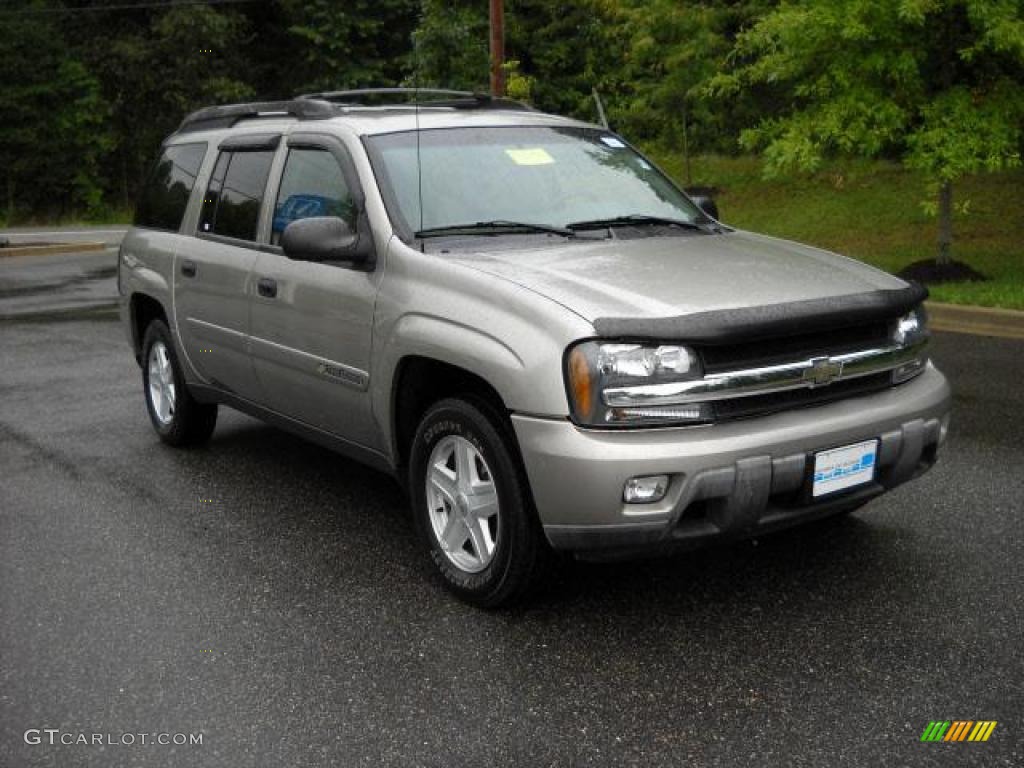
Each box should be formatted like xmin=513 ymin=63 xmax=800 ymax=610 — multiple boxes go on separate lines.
xmin=690 ymin=195 xmax=719 ymax=221
xmin=281 ymin=216 xmax=362 ymax=262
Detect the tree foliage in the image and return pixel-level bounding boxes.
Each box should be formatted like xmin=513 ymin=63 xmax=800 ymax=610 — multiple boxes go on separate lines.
xmin=606 ymin=0 xmax=772 ymax=152
xmin=712 ymin=0 xmax=1024 ymax=175
xmin=284 ymin=0 xmax=418 ymax=92
xmin=708 ymin=0 xmax=1024 ymax=261
xmin=0 ymin=9 xmax=111 ymax=219
xmin=411 ymin=0 xmax=491 ymax=91
xmin=1 ymin=0 xmax=1020 ymax=256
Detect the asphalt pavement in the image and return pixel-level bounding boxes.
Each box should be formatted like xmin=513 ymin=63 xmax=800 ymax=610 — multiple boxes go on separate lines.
xmin=0 ymin=254 xmax=1021 ymax=766
xmin=0 ymin=228 xmax=124 ymax=320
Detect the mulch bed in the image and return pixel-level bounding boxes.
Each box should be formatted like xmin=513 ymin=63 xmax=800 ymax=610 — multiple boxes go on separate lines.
xmin=897 ymin=259 xmax=987 ymax=285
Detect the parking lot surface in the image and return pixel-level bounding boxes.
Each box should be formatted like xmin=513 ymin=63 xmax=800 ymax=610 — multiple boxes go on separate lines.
xmin=1 ymin=309 xmax=1021 ymax=766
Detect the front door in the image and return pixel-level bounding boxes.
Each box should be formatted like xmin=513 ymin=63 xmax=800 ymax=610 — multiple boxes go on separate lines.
xmin=248 ymin=136 xmax=382 ymax=450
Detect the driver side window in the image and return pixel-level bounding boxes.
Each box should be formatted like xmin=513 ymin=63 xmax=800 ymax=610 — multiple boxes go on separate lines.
xmin=271 ymin=148 xmax=354 ymax=245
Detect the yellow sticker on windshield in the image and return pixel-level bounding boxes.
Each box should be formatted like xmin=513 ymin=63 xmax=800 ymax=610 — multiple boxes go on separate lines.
xmin=505 ymin=148 xmax=554 ymax=166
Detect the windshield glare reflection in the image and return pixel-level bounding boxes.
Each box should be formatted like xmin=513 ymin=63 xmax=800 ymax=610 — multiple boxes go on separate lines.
xmin=367 ymin=126 xmax=703 ymax=238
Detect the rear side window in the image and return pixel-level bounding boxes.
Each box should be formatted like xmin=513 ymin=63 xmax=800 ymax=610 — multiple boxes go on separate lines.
xmin=134 ymin=143 xmax=207 ymax=231
xmin=198 ymin=150 xmax=275 ymax=242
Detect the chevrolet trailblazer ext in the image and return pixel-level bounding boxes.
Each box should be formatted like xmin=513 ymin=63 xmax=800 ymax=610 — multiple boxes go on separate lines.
xmin=121 ymin=90 xmax=951 ymax=606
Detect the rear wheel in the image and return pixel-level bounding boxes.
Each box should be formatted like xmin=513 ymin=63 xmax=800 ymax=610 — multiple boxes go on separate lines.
xmin=409 ymin=397 xmax=547 ymax=607
xmin=141 ymin=320 xmax=217 ymax=446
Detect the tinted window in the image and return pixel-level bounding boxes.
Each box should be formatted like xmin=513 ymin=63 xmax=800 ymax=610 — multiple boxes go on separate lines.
xmin=271 ymin=149 xmax=354 ymax=244
xmin=135 ymin=143 xmax=207 ymax=231
xmin=198 ymin=150 xmax=274 ymax=241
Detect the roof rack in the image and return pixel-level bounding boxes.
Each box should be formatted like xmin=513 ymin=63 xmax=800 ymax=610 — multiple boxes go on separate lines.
xmin=175 ymin=88 xmax=537 ymax=134
xmin=295 ymin=87 xmax=534 ymax=112
xmin=177 ymin=99 xmax=336 ymax=133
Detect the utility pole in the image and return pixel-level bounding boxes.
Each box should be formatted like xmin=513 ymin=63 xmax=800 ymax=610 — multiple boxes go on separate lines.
xmin=489 ymin=0 xmax=505 ymax=96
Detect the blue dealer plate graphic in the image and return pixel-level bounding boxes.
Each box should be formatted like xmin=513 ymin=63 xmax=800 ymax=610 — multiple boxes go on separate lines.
xmin=812 ymin=439 xmax=878 ymax=498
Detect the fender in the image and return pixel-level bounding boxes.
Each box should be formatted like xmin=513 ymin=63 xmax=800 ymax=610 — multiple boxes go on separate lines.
xmin=372 ymin=312 xmax=528 ymax=461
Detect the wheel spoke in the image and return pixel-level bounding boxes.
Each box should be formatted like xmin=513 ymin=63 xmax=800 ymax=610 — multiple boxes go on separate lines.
xmin=454 ymin=441 xmax=475 ymax=492
xmin=467 ymin=484 xmax=498 ymax=521
xmin=156 ymin=347 xmax=167 ymax=380
xmin=441 ymin=513 xmax=468 ymax=553
xmin=466 ymin=516 xmax=493 ymax=561
xmin=429 ymin=464 xmax=458 ymax=508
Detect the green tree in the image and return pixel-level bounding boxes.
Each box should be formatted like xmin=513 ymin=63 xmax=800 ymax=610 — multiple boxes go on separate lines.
xmin=284 ymin=0 xmax=418 ymax=93
xmin=74 ymin=3 xmax=255 ymax=209
xmin=505 ymin=0 xmax=625 ymax=120
xmin=711 ymin=0 xmax=1024 ymax=267
xmin=609 ymin=0 xmax=773 ymax=159
xmin=0 ymin=9 xmax=111 ymax=220
xmin=412 ymin=0 xmax=623 ymax=122
xmin=411 ymin=0 xmax=490 ymax=90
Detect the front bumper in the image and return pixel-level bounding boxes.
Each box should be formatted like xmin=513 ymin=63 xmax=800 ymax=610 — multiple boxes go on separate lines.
xmin=512 ymin=363 xmax=951 ymax=556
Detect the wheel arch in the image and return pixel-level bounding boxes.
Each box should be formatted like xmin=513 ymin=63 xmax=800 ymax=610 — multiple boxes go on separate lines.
xmin=390 ymin=355 xmax=515 ymax=478
xmin=129 ymin=293 xmax=170 ymax=364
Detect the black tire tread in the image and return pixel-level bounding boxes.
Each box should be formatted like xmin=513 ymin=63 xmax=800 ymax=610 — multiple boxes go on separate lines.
xmin=141 ymin=320 xmax=217 ymax=447
xmin=409 ymin=396 xmax=550 ymax=608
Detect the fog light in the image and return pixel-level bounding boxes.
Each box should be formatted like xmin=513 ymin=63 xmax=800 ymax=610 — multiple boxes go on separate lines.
xmin=939 ymin=413 xmax=950 ymax=445
xmin=623 ymin=474 xmax=670 ymax=504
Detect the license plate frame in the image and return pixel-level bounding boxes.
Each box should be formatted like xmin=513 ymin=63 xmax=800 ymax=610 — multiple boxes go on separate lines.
xmin=811 ymin=439 xmax=879 ymax=498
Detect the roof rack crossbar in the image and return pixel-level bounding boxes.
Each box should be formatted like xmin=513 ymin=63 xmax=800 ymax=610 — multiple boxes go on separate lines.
xmin=294 ymin=88 xmax=534 ymax=112
xmin=296 ymin=87 xmax=487 ymax=102
xmin=177 ymin=99 xmax=336 ymax=133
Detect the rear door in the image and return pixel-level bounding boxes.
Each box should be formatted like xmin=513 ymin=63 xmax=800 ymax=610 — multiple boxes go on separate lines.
xmin=173 ymin=134 xmax=278 ymax=401
xmin=248 ymin=133 xmax=382 ymax=450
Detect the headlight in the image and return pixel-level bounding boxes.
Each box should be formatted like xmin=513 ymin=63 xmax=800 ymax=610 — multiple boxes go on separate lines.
xmin=891 ymin=306 xmax=930 ymax=383
xmin=566 ymin=341 xmax=709 ymax=426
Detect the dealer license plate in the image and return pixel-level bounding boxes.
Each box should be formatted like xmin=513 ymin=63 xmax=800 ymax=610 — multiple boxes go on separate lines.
xmin=812 ymin=440 xmax=878 ymax=498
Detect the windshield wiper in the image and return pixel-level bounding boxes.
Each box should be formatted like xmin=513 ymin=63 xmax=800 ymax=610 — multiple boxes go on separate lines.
xmin=415 ymin=220 xmax=576 ymax=239
xmin=565 ymin=214 xmax=709 ymax=232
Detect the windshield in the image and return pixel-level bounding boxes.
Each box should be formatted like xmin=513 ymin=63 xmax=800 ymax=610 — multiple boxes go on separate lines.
xmin=366 ymin=126 xmax=705 ymax=237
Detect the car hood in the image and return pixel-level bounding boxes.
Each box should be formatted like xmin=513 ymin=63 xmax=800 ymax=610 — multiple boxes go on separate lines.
xmin=446 ymin=231 xmax=907 ymax=323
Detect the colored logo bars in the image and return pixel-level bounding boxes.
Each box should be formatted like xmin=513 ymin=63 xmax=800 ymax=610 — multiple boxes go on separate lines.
xmin=920 ymin=721 xmax=997 ymax=742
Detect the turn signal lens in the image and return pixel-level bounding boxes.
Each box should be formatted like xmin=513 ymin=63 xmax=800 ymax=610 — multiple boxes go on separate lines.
xmin=567 ymin=346 xmax=594 ymax=420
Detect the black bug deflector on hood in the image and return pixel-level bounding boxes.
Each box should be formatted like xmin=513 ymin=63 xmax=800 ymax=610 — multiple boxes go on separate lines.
xmin=592 ymin=283 xmax=928 ymax=344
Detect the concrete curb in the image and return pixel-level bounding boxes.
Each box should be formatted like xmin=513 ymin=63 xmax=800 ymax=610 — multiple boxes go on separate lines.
xmin=926 ymin=301 xmax=1024 ymax=340
xmin=0 ymin=303 xmax=120 ymax=323
xmin=0 ymin=241 xmax=107 ymax=258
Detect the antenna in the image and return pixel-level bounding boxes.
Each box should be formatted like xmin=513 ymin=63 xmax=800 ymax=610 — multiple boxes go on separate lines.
xmin=414 ymin=59 xmax=425 ymax=251
xmin=592 ymin=88 xmax=609 ymax=130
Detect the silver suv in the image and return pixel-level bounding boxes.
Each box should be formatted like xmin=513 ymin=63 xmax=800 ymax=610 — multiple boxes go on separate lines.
xmin=120 ymin=90 xmax=951 ymax=606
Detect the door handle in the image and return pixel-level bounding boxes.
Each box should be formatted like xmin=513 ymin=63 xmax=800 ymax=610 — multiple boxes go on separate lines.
xmin=180 ymin=259 xmax=197 ymax=278
xmin=257 ymin=277 xmax=278 ymax=298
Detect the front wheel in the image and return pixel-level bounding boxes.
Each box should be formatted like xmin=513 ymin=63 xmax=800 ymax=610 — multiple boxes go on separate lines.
xmin=408 ymin=397 xmax=547 ymax=607
xmin=141 ymin=319 xmax=217 ymax=447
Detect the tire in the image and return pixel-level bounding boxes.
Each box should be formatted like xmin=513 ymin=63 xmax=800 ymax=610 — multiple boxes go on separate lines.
xmin=408 ymin=397 xmax=548 ymax=607
xmin=141 ymin=319 xmax=218 ymax=447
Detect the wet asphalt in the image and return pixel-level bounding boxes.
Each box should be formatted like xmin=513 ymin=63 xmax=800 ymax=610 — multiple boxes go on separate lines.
xmin=0 ymin=265 xmax=1021 ymax=766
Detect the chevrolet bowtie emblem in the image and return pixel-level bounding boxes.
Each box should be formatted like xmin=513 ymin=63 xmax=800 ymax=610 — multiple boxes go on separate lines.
xmin=803 ymin=356 xmax=844 ymax=387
